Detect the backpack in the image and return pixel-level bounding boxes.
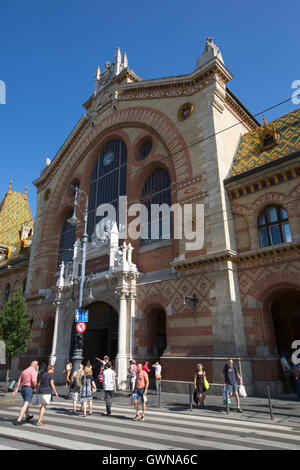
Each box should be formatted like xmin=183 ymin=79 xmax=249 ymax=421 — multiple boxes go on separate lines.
xmin=75 ymin=370 xmax=83 ymax=389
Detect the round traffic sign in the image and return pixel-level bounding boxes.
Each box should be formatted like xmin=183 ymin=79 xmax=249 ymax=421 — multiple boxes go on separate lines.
xmin=76 ymin=322 xmax=86 ymax=333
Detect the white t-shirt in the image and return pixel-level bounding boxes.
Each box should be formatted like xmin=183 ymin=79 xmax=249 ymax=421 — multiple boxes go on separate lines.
xmin=154 ymin=364 xmax=162 ymax=377
xmin=103 ymin=369 xmax=116 ymax=391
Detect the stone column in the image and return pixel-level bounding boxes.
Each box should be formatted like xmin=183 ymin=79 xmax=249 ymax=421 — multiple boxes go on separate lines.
xmin=129 ymin=293 xmax=136 ymax=359
xmin=116 ymin=292 xmax=129 ymax=390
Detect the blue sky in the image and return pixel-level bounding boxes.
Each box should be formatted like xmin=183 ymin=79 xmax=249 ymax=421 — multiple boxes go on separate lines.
xmin=0 ymin=0 xmax=299 ymax=217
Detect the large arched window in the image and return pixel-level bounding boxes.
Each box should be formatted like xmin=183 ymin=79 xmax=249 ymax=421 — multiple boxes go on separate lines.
xmin=140 ymin=167 xmax=171 ymax=245
xmin=258 ymin=205 xmax=291 ymax=248
xmin=88 ymin=139 xmax=127 ymax=240
xmin=57 ymin=213 xmax=76 ymax=267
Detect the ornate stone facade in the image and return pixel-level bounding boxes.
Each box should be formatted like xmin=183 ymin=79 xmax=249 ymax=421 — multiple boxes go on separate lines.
xmin=1 ymin=39 xmax=299 ymax=394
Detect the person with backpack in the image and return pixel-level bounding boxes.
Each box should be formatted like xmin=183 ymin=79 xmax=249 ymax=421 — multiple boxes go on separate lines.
xmin=223 ymin=359 xmax=243 ymax=413
xmin=80 ymin=366 xmax=97 ymax=417
xmin=71 ymin=363 xmax=84 ymax=415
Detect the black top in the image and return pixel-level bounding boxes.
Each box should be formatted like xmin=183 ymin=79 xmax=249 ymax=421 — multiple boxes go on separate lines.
xmin=223 ymin=363 xmax=238 ymax=385
xmin=39 ymin=372 xmax=53 ymax=394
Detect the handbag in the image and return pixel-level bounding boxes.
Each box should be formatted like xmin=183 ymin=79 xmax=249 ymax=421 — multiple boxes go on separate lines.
xmin=203 ymin=378 xmax=209 ymax=391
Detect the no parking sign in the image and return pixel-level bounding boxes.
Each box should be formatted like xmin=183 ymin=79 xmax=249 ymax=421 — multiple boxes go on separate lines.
xmin=76 ymin=322 xmax=86 ymax=334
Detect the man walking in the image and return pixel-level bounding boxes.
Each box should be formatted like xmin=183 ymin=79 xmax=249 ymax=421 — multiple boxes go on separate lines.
xmin=102 ymin=361 xmax=116 ymax=415
xmin=13 ymin=360 xmax=38 ymax=425
xmin=152 ymin=361 xmax=162 ymax=395
xmin=223 ymin=358 xmax=243 ymax=413
xmin=133 ymin=363 xmax=149 ymax=421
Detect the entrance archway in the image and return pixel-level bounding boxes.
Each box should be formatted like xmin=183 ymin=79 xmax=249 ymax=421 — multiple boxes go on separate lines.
xmin=270 ymin=289 xmax=300 ymax=355
xmin=70 ymin=301 xmax=118 ymax=366
xmin=144 ymin=306 xmax=167 ymax=356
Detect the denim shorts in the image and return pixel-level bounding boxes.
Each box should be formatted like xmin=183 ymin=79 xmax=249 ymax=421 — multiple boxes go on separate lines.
xmin=226 ymin=384 xmax=238 ymax=394
xmin=21 ymin=386 xmax=33 ymax=402
xmin=133 ymin=387 xmax=145 ymax=402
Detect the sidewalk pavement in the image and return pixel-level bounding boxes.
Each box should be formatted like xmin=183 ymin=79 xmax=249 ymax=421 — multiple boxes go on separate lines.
xmin=2 ymin=382 xmax=299 ymax=429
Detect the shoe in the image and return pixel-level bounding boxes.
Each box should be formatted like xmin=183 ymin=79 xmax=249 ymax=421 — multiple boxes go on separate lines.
xmin=140 ymin=416 xmax=145 ymax=421
xmin=133 ymin=415 xmax=140 ymax=421
xmin=25 ymin=415 xmax=34 ymax=422
xmin=237 ymin=408 xmax=243 ymax=413
xmin=13 ymin=420 xmax=22 ymax=426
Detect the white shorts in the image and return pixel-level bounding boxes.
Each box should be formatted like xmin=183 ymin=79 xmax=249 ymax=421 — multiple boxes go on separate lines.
xmin=73 ymin=392 xmax=79 ymax=402
xmin=40 ymin=394 xmax=51 ymax=405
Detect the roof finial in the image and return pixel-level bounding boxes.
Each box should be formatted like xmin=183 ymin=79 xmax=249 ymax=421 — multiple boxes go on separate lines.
xmin=24 ymin=186 xmax=28 ymax=197
xmin=263 ymin=115 xmax=267 ymax=126
xmin=8 ymin=180 xmax=12 ymax=192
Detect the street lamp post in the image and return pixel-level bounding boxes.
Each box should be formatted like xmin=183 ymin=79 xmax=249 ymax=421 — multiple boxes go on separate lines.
xmin=67 ymin=187 xmax=89 ymax=373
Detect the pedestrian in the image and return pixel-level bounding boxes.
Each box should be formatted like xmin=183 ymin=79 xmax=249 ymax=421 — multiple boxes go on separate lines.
xmin=80 ymin=366 xmax=97 ymax=417
xmin=152 ymin=361 xmax=162 ymax=395
xmin=280 ymin=352 xmax=293 ymax=393
xmin=223 ymin=359 xmax=243 ymax=413
xmin=36 ymin=365 xmax=58 ymax=426
xmin=193 ymin=363 xmax=207 ymax=408
xmin=128 ymin=359 xmax=137 ymax=397
xmin=12 ymin=360 xmax=38 ymax=425
xmin=102 ymin=361 xmax=117 ymax=415
xmin=133 ymin=363 xmax=149 ymax=421
xmin=142 ymin=361 xmax=150 ymax=373
xmin=95 ymin=356 xmax=109 ymax=399
xmin=63 ymin=359 xmax=72 ymax=387
xmin=71 ymin=363 xmax=84 ymax=415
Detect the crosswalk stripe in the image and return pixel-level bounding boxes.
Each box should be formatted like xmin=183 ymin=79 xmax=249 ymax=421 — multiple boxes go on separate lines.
xmin=6 ymin=405 xmax=299 ymax=445
xmin=49 ymin=400 xmax=300 ymax=432
xmin=0 ymin=426 xmax=113 ymax=450
xmin=1 ymin=410 xmax=257 ymax=450
xmin=3 ymin=408 xmax=294 ymax=450
xmin=0 ymin=443 xmax=21 ymax=450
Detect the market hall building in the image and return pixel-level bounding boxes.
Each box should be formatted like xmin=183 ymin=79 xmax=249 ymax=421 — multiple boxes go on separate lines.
xmin=3 ymin=38 xmax=300 ymax=393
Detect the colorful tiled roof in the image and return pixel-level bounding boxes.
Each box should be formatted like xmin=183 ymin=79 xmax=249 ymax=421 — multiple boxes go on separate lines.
xmin=0 ymin=182 xmax=33 ymax=247
xmin=230 ymin=108 xmax=300 ymax=177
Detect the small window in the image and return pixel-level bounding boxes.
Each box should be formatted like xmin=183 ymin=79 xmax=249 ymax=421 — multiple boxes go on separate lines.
xmin=258 ymin=205 xmax=291 ymax=248
xmin=139 ymin=139 xmax=152 ymax=159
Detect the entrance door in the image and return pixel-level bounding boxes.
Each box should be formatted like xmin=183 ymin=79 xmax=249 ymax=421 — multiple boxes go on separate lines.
xmin=271 ymin=289 xmax=300 ymax=354
xmin=70 ymin=301 xmax=118 ymax=366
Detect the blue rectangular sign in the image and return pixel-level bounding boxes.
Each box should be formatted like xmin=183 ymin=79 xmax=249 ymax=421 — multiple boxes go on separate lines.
xmin=75 ymin=309 xmax=88 ymax=322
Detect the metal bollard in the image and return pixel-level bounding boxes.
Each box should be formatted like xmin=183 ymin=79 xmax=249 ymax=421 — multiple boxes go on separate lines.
xmin=189 ymin=383 xmax=193 ymax=411
xmin=266 ymin=385 xmax=274 ymax=420
xmin=226 ymin=386 xmax=230 ymax=414
xmin=130 ymin=390 xmax=133 ymax=406
xmin=157 ymin=382 xmax=161 ymax=408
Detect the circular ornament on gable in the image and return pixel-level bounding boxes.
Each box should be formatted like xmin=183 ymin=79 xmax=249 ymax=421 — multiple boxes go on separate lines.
xmin=44 ymin=188 xmax=51 ymax=201
xmin=177 ymin=102 xmax=194 ymax=121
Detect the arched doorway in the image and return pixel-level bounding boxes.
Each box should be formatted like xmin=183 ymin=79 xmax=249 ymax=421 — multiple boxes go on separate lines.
xmin=270 ymin=289 xmax=300 ymax=355
xmin=144 ymin=306 xmax=167 ymax=356
xmin=70 ymin=301 xmax=118 ymax=365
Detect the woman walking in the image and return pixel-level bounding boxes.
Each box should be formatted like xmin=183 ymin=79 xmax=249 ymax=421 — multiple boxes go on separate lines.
xmin=36 ymin=365 xmax=58 ymax=426
xmin=80 ymin=367 xmax=97 ymax=417
xmin=63 ymin=359 xmax=72 ymax=387
xmin=194 ymin=363 xmax=207 ymax=408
